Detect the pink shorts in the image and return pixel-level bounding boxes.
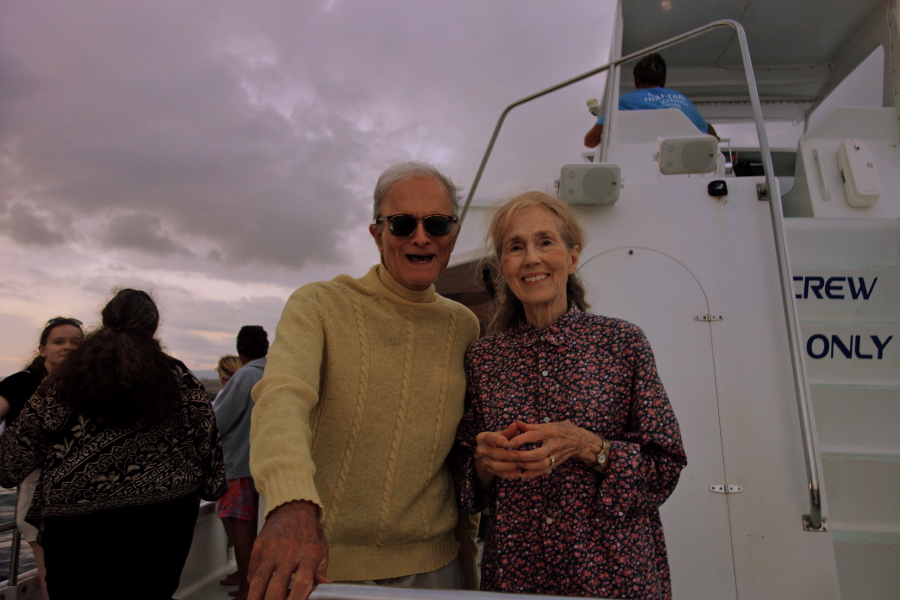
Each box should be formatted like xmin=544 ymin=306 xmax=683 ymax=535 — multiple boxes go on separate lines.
xmin=215 ymin=477 xmax=259 ymax=521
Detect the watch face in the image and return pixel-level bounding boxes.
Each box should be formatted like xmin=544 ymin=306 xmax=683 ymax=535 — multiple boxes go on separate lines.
xmin=597 ymin=453 xmax=607 ymax=465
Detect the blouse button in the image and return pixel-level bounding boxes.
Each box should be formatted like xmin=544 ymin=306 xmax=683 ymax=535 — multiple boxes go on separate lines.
xmin=545 ymin=517 xmax=554 ymax=525
xmin=542 ymin=416 xmax=551 ymax=423
xmin=541 ymin=370 xmax=549 ymax=376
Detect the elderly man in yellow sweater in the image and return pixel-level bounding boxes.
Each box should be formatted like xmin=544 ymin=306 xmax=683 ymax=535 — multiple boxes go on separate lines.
xmin=248 ymin=161 xmax=481 ymax=600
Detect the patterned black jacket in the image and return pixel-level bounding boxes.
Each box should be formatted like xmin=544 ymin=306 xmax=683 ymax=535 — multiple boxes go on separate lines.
xmin=0 ymin=357 xmax=226 ymax=527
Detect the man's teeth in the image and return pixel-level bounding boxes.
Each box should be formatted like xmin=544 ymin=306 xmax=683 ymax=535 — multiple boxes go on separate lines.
xmin=408 ymin=254 xmax=434 ymax=263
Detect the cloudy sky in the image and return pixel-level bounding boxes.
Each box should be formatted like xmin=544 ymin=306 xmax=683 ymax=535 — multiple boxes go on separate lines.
xmin=0 ymin=1 xmax=617 ymax=375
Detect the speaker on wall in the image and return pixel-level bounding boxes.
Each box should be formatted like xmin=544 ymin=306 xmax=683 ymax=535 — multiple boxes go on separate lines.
xmin=656 ymin=135 xmax=718 ymax=175
xmin=558 ymin=163 xmax=622 ymax=205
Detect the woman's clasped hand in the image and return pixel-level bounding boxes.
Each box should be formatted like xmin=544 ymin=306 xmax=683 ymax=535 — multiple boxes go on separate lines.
xmin=474 ymin=419 xmax=603 ymax=483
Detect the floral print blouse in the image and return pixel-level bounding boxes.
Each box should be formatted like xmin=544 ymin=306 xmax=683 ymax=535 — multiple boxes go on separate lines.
xmin=451 ymin=305 xmax=686 ymax=599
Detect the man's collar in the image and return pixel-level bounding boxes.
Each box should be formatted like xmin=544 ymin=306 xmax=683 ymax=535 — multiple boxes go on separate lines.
xmin=372 ymin=264 xmax=437 ymax=303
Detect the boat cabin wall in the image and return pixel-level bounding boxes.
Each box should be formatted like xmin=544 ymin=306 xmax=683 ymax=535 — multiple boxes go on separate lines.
xmin=782 ymin=107 xmax=900 ymax=218
xmin=598 ymin=108 xmax=725 ymax=182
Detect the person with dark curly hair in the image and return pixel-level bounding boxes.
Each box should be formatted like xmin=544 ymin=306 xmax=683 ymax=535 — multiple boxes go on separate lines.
xmin=0 ymin=316 xmax=83 ymax=600
xmin=0 ymin=288 xmax=226 ymax=600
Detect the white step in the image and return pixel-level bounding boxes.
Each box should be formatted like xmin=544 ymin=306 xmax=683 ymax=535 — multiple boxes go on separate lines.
xmin=812 ymin=384 xmax=900 ymax=457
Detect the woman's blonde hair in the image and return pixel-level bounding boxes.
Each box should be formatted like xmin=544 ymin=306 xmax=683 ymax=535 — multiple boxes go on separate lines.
xmin=482 ymin=191 xmax=589 ymax=334
xmin=215 ymin=355 xmax=242 ymax=382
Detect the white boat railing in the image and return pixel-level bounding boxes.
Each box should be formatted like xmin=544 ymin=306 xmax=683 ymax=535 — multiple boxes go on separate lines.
xmin=309 ymin=584 xmax=606 ymax=600
xmin=0 ymin=518 xmax=24 ymax=587
xmin=457 ymin=19 xmax=827 ymax=532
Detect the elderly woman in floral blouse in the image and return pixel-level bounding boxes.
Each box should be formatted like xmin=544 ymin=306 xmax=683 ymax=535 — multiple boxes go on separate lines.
xmin=451 ymin=192 xmax=686 ymax=600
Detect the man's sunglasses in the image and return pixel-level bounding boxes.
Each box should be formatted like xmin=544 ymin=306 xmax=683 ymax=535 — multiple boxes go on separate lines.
xmin=45 ymin=317 xmax=83 ymax=328
xmin=375 ymin=214 xmax=459 ymax=237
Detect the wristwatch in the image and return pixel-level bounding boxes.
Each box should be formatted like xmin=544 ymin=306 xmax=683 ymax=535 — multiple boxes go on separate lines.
xmin=594 ymin=437 xmax=611 ymax=473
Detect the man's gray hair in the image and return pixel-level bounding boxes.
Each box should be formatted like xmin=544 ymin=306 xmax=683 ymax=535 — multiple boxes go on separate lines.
xmin=372 ymin=161 xmax=461 ymax=222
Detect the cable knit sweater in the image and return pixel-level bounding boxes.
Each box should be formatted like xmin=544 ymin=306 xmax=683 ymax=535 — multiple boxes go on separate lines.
xmin=250 ymin=264 xmax=480 ymax=582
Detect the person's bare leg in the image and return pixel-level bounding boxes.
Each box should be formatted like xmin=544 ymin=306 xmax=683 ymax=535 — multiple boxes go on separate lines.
xmin=219 ymin=518 xmax=241 ymax=586
xmin=29 ymin=541 xmax=50 ymax=600
xmin=223 ymin=516 xmax=257 ymax=599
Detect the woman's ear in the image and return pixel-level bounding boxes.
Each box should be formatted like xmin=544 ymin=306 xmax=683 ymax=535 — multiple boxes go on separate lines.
xmin=568 ymin=245 xmax=580 ymax=274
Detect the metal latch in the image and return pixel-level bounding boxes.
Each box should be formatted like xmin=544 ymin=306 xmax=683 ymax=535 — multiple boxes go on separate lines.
xmin=710 ymin=485 xmax=743 ymax=494
xmin=694 ymin=314 xmax=724 ymax=322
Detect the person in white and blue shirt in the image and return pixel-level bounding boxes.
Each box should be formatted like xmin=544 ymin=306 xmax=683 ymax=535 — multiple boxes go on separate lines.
xmin=585 ymin=52 xmax=718 ymax=148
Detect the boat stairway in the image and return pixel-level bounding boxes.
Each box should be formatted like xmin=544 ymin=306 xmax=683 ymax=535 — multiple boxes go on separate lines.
xmin=786 ymin=217 xmax=900 ymax=599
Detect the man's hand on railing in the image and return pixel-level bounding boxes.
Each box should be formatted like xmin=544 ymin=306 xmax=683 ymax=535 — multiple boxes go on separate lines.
xmin=248 ymin=500 xmax=331 ymax=600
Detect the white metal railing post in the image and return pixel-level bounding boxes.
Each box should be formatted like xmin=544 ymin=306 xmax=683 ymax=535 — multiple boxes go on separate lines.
xmin=599 ymin=0 xmax=624 ymax=164
xmin=730 ymin=22 xmax=826 ymax=531
xmin=0 ymin=518 xmax=23 ymax=586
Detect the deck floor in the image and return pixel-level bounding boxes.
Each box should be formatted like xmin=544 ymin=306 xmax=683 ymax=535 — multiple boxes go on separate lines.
xmin=180 ymin=562 xmax=238 ymax=600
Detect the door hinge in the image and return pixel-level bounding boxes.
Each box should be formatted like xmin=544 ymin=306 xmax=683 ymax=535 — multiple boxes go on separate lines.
xmin=695 ymin=314 xmax=724 ymax=322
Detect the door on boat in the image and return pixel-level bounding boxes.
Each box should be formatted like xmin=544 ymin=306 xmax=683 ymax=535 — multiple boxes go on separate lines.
xmin=580 ymin=247 xmax=737 ymax=599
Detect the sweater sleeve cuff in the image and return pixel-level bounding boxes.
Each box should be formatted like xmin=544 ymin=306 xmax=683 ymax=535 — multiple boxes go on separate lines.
xmin=257 ymin=470 xmax=324 ymax=519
